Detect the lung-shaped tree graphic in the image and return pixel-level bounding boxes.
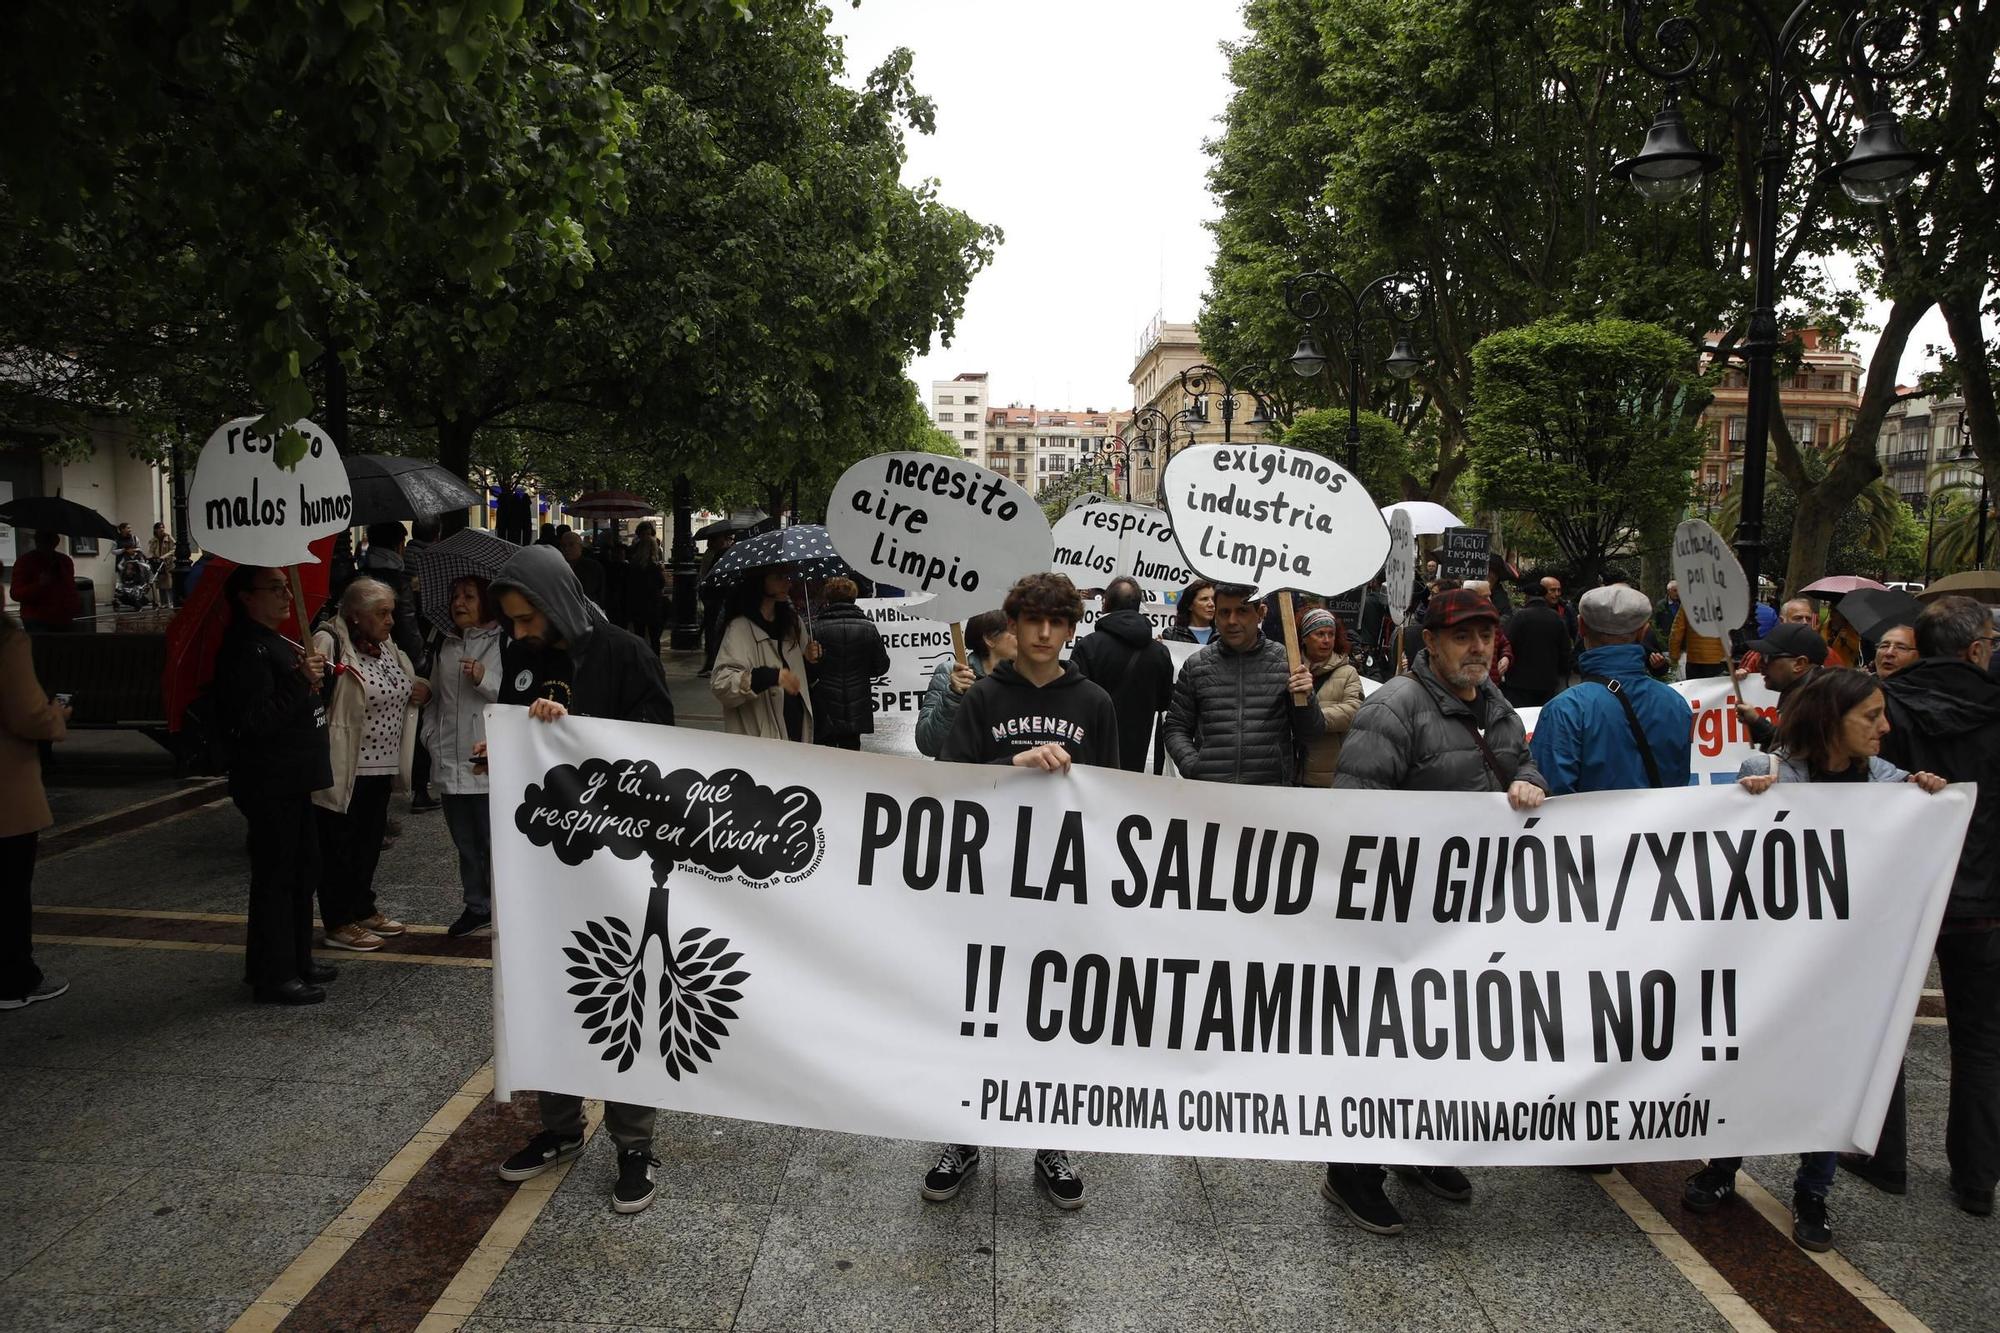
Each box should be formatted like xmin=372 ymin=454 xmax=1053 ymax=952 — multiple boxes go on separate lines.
xmin=517 ymin=760 xmax=823 ymax=1078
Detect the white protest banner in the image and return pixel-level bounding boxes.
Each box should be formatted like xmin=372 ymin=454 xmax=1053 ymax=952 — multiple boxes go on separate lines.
xmin=1162 ymin=443 xmax=1389 ymax=597
xmin=1672 ymin=519 xmax=1750 ymax=642
xmin=1049 ymin=502 xmax=1195 ymax=601
xmin=1517 ymin=674 xmax=1780 ymax=787
xmin=188 ymin=416 xmax=353 ymax=566
xmin=490 ymin=711 xmax=1969 ymax=1165
xmin=826 ymin=453 xmax=1051 ymax=625
xmin=1385 ymin=508 xmax=1417 ymax=625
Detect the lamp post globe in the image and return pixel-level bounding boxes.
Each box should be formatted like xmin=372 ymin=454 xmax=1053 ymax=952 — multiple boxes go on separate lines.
xmin=1289 ymin=334 xmax=1328 ymax=379
xmin=1383 ymin=334 xmax=1425 ymax=381
xmin=1611 ymin=97 xmax=1720 ymax=203
xmin=1822 ymin=109 xmax=1935 ymax=205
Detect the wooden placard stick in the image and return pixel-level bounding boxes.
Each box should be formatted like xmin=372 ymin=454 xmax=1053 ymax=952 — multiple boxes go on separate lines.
xmin=1277 ymin=589 xmax=1306 ymax=705
xmin=950 ymin=621 xmax=967 ymax=669
xmin=286 ymin=565 xmax=310 ymax=639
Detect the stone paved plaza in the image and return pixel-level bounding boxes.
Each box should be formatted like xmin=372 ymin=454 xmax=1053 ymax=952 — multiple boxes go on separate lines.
xmin=3 ymin=659 xmax=1995 ymax=1333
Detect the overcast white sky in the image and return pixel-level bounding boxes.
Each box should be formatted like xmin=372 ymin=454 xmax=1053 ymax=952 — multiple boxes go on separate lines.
xmin=826 ymin=0 xmax=1950 ymax=410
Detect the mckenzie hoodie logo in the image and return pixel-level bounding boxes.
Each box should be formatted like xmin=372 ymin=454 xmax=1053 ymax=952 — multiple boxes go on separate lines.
xmin=990 ymin=716 xmax=1087 ymax=747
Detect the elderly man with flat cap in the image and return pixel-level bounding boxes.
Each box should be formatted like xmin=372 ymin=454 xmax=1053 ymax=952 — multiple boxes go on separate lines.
xmin=1532 ymin=584 xmax=1693 ymax=796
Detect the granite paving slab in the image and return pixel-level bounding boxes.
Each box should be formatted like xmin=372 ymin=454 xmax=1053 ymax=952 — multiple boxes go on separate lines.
xmin=734 ymin=1204 xmax=994 ymax=1333
xmin=992 ymin=1215 xmax=1246 ymax=1333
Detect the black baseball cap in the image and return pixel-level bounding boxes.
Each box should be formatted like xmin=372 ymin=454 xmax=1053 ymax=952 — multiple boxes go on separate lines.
xmin=1744 ymin=622 xmax=1828 ymax=664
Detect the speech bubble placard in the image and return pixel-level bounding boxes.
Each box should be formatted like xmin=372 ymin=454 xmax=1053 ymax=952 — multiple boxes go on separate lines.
xmin=1385 ymin=509 xmax=1417 ymax=626
xmin=1049 ymin=501 xmax=1195 ymax=601
xmin=1672 ymin=518 xmax=1750 ymax=641
xmin=1162 ymin=444 xmax=1389 ymax=599
xmin=825 ymin=452 xmax=1052 ymax=624
xmin=189 ymin=416 xmax=353 ymax=566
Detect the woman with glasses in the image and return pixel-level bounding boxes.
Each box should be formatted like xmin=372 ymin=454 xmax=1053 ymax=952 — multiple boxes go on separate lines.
xmin=213 ymin=566 xmax=335 ymax=1004
xmin=1683 ymin=668 xmax=1947 ymax=1253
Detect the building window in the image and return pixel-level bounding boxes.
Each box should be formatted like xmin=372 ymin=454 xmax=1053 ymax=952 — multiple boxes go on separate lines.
xmin=963 ymin=395 xmax=979 ymax=406
xmin=938 ymin=395 xmax=954 ymax=406
xmin=963 ymin=430 xmax=976 ymax=440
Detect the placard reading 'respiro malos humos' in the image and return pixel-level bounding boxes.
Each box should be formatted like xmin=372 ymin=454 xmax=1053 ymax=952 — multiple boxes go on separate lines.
xmin=188 ymin=416 xmax=354 ymax=566
xmin=826 ymin=452 xmax=1052 ymax=623
xmin=1049 ymin=501 xmax=1194 ymax=601
xmin=1162 ymin=444 xmax=1389 ymax=597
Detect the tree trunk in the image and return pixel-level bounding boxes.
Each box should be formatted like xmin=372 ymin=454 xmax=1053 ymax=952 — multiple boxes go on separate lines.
xmin=1941 ymin=292 xmax=1997 ymax=476
xmin=437 ymin=415 xmax=478 ymax=536
xmin=1781 ymin=299 xmax=1929 ymax=595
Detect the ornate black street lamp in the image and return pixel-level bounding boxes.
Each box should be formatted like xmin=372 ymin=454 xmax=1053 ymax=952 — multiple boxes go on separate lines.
xmin=1179 ymin=365 xmax=1276 ymax=445
xmin=1615 ymin=0 xmax=1939 ymax=627
xmin=1097 ymin=433 xmax=1154 ymax=503
xmin=1126 ymin=404 xmax=1201 ymax=504
xmin=1283 ymin=270 xmax=1427 ymax=472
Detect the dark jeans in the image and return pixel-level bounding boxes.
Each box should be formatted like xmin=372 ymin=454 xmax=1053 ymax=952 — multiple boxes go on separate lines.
xmin=1685 ymin=661 xmax=1728 ymax=679
xmin=441 ymin=794 xmax=492 ymax=915
xmin=1939 ymin=927 xmax=2000 ymax=1193
xmin=316 ymin=775 xmax=392 ymax=932
xmin=816 ymin=734 xmax=861 ymax=751
xmin=1707 ymin=1153 xmax=1837 ymax=1198
xmin=411 ymin=733 xmax=433 ymax=801
xmin=1 ymin=831 xmax=43 ymax=1001
xmin=233 ymin=791 xmax=320 ymax=990
xmin=539 ymin=1092 xmax=656 ymax=1154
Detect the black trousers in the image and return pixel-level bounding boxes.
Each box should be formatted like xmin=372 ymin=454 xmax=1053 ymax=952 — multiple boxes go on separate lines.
xmin=234 ymin=791 xmax=320 ymax=990
xmin=316 ymin=775 xmax=392 ymax=932
xmin=816 ymin=734 xmax=861 ymax=751
xmin=1684 ymin=661 xmax=1727 ymax=679
xmin=1941 ymin=928 xmax=2000 ymax=1194
xmin=1868 ymin=928 xmax=2000 ymax=1194
xmin=1 ymin=831 xmax=42 ymax=1001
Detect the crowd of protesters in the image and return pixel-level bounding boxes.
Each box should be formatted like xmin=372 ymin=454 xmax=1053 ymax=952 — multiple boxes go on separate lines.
xmin=5 ymin=511 xmax=1996 ymax=1249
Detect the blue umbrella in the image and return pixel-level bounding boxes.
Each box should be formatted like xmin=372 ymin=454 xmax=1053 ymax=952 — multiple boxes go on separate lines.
xmin=698 ymin=524 xmax=849 ymax=589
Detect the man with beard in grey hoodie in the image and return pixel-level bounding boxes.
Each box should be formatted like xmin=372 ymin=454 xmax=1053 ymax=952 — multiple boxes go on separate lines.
xmin=479 ymin=545 xmax=676 ymax=1214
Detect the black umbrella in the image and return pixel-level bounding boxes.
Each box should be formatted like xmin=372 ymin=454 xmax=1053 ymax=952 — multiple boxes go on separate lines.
xmin=695 ymin=509 xmax=771 ymax=541
xmin=698 ymin=524 xmax=849 ymax=588
xmin=343 ymin=455 xmax=483 ymax=525
xmin=0 ymin=495 xmax=118 ymax=540
xmin=1837 ymin=586 xmax=1923 ymax=641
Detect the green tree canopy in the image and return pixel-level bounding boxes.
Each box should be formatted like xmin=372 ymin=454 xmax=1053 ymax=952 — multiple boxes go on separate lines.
xmin=1468 ymin=318 xmax=1708 ymax=583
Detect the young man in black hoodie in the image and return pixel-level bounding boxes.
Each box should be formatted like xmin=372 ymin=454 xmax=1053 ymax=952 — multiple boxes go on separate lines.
xmin=924 ymin=572 xmax=1117 ymax=1211
xmin=1856 ymin=595 xmax=2000 ymax=1216
xmin=480 ymin=545 xmax=677 ymax=1216
xmin=1070 ymin=576 xmax=1173 ymax=772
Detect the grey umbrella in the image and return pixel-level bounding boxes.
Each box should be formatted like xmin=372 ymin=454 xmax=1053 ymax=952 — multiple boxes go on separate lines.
xmin=343 ymin=455 xmax=483 ymax=525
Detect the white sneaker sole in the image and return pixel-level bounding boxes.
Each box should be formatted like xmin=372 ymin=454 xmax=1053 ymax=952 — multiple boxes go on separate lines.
xmin=613 ymin=1184 xmax=656 ymax=1214
xmin=1036 ymin=1169 xmax=1085 ymax=1211
xmin=496 ymin=1142 xmax=584 ymax=1182
xmin=321 ymin=935 xmax=383 ymax=952
xmin=0 ymin=981 xmax=69 ymax=1011
xmin=1319 ymin=1177 xmax=1405 ymax=1235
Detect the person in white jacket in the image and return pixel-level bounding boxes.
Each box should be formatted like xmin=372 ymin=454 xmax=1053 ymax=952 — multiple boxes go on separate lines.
xmin=426 ymin=575 xmax=505 ymax=937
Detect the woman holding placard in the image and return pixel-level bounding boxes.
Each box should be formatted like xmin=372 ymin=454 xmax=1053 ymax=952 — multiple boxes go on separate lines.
xmin=1163 ymin=579 xmax=1217 ymax=644
xmin=711 ymin=566 xmax=815 ymax=743
xmin=313 ymin=578 xmax=429 ymax=953
xmin=914 ymin=609 xmax=1014 ymax=758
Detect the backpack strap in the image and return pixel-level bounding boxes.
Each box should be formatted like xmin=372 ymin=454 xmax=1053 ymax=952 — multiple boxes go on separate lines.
xmin=1582 ymin=673 xmax=1665 ymax=789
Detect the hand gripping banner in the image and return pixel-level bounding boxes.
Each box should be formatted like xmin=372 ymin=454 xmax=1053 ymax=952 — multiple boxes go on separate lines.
xmin=487 ymin=708 xmax=1970 ymax=1167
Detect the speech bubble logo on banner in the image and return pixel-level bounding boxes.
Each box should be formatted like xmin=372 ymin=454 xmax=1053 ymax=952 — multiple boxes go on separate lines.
xmin=1050 ymin=501 xmax=1196 ymax=601
xmin=826 ymin=452 xmax=1052 ymax=623
xmin=1385 ymin=509 xmax=1417 ymax=626
xmin=188 ymin=416 xmax=352 ymax=566
xmin=515 ymin=758 xmax=824 ymax=1077
xmin=1672 ymin=518 xmax=1750 ymax=641
xmin=1162 ymin=444 xmax=1389 ymax=598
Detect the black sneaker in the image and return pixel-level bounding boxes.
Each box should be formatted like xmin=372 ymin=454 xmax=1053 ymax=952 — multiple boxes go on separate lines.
xmin=1792 ymin=1191 xmax=1833 ymax=1252
xmin=447 ymin=909 xmax=493 ymax=938
xmin=922 ymin=1144 xmax=981 ymax=1201
xmin=1034 ymin=1149 xmax=1085 ymax=1210
xmin=0 ymin=975 xmax=70 ymax=1010
xmin=1682 ymin=1162 xmax=1738 ymax=1213
xmin=1394 ymin=1164 xmax=1473 ymax=1201
xmin=497 ymin=1131 xmax=585 ymax=1182
xmin=1321 ymin=1165 xmax=1405 ymax=1235
xmin=614 ymin=1149 xmax=660 ymax=1214
xmin=305 ymin=961 xmax=339 ymax=984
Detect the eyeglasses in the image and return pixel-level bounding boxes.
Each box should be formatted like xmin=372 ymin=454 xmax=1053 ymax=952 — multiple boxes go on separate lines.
xmin=251 ymin=582 xmax=288 ymax=594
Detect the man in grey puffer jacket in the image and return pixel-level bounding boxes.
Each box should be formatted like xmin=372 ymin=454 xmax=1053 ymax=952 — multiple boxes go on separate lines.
xmin=1324 ymin=587 xmax=1547 ymax=1238
xmin=1162 ymin=584 xmax=1319 ymax=784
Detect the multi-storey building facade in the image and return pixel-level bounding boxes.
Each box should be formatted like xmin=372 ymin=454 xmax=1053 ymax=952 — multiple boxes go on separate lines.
xmin=1879 ymin=391 xmax=1974 ymax=512
xmin=1695 ymin=328 xmax=1864 ymax=498
xmin=929 ymin=372 xmax=989 ymax=460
